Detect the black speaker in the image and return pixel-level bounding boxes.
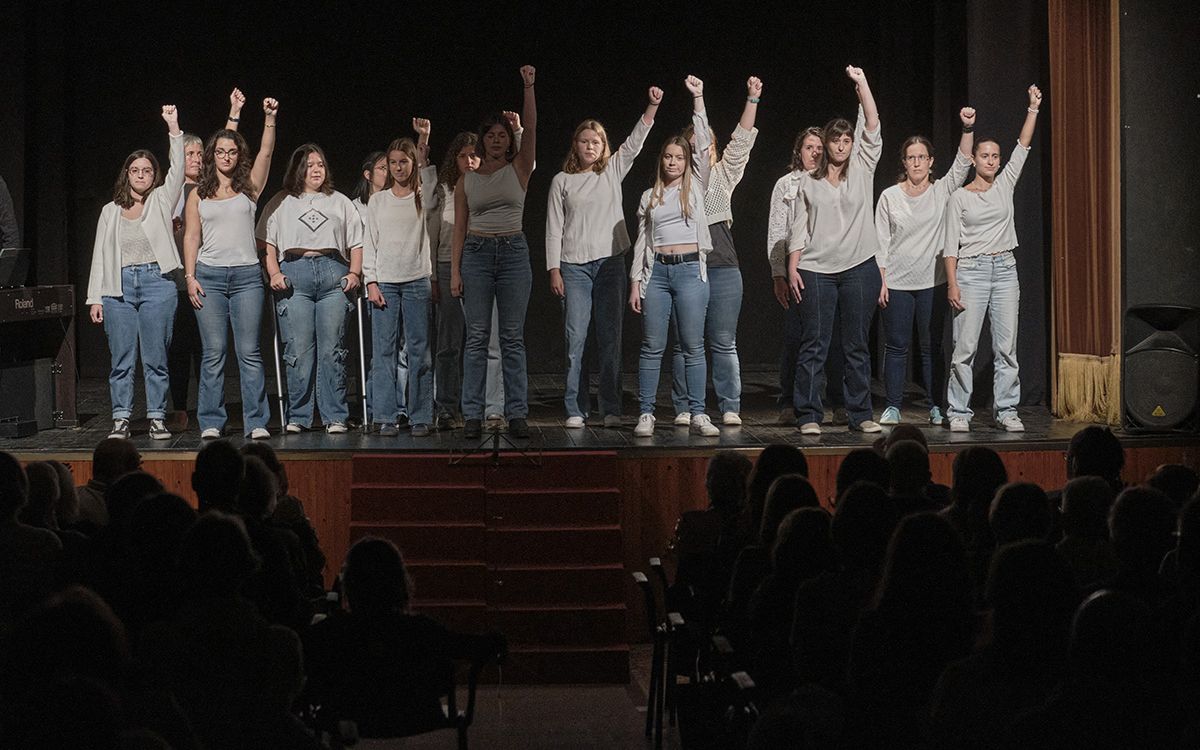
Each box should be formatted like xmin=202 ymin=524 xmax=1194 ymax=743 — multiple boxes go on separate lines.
xmin=0 ymin=358 xmax=56 ymax=432
xmin=1122 ymin=306 xmax=1199 ymax=431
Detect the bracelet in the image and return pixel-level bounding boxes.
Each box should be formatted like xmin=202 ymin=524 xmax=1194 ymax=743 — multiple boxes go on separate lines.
xmin=1027 ymin=107 xmax=1040 ymax=114
xmin=962 ymin=125 xmax=974 ymax=133
xmin=264 ymin=124 xmax=275 ymax=128
xmin=226 ymin=116 xmax=240 ymax=122
xmin=524 ymin=83 xmax=534 ymax=88
xmin=747 ymin=97 xmax=761 ymax=104
xmin=693 ymin=94 xmax=703 ymax=99
xmin=184 ymin=273 xmax=193 ymax=279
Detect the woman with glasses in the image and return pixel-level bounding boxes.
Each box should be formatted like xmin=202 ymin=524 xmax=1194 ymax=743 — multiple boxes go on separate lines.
xmin=182 ymin=95 xmax=279 ymax=439
xmin=873 ymin=107 xmax=976 ymax=426
xmin=87 ymin=105 xmax=185 ymax=440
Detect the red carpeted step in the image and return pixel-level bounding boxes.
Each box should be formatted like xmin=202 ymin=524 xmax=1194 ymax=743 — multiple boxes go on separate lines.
xmin=351 ymin=453 xmax=487 ymax=485
xmin=483 ymin=451 xmax=619 ymax=491
xmin=350 ymin=523 xmax=486 ymax=562
xmin=486 ymin=488 xmax=620 ymax=527
xmin=351 ymin=485 xmax=486 ymax=523
xmin=490 ymin=645 xmax=631 ymax=684
xmin=487 ymin=527 xmax=622 ymax=566
xmin=406 ymin=561 xmax=489 ymax=602
xmin=489 ymin=605 xmax=626 ymax=646
xmin=489 ymin=564 xmax=626 ymax=607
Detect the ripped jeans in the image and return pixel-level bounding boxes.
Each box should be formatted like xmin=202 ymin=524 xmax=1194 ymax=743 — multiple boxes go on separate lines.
xmin=276 ymin=254 xmax=353 ymax=427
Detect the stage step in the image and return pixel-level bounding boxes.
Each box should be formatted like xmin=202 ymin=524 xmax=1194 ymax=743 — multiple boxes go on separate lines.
xmin=349 ymin=451 xmax=628 ymax=684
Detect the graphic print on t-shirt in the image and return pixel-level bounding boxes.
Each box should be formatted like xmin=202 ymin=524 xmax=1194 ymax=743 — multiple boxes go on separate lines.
xmin=298 ymin=207 xmax=329 ymax=233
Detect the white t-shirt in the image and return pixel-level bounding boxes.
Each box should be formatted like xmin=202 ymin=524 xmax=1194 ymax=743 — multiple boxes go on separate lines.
xmin=261 ymin=191 xmax=363 ymax=262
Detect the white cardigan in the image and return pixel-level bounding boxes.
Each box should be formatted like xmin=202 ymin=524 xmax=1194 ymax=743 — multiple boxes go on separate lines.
xmin=86 ymin=133 xmax=186 ymax=305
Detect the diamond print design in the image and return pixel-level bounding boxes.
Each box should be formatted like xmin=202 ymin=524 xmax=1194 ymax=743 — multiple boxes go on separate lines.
xmin=298 ymin=208 xmax=329 ymax=232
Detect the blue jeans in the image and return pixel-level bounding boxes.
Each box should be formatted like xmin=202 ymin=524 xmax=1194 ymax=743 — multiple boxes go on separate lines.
xmin=371 ymin=279 xmax=433 ymax=426
xmin=672 ymin=265 xmax=741 ymax=414
xmin=102 ymin=263 xmax=178 ymax=420
xmin=881 ymin=286 xmax=934 ymax=410
xmin=638 ymin=258 xmax=709 ymax=415
xmin=793 ymin=257 xmax=881 ymax=426
xmin=461 ymin=234 xmax=532 ymax=420
xmin=436 ymin=261 xmax=505 ymax=417
xmin=561 ymin=255 xmax=625 ymax=419
xmin=780 ymin=300 xmax=845 ymax=412
xmin=193 ymin=262 xmax=271 ymax=434
xmin=275 ymin=255 xmax=352 ymax=427
xmin=947 ymin=252 xmax=1021 ymax=420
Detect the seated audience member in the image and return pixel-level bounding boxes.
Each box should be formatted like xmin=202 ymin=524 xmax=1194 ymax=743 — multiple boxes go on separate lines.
xmin=875 ymin=423 xmax=951 ymax=505
xmin=242 ymin=441 xmax=327 ymax=596
xmin=0 ymin=452 xmax=62 ymax=623
xmin=738 ymin=444 xmax=809 ymax=549
xmin=744 ymin=682 xmax=846 ymax=750
xmin=989 ymin=482 xmax=1053 ymax=546
xmin=1055 ymin=476 xmax=1119 ymax=589
xmin=748 ymin=507 xmax=834 ymax=700
xmin=886 ymin=439 xmax=938 ymax=517
xmin=238 ymin=456 xmax=311 ymax=631
xmin=22 ymin=461 xmax=90 ymax=588
xmin=192 ymin=438 xmax=244 ymax=513
xmin=791 ymin=481 xmax=897 ymax=693
xmin=726 ymin=474 xmax=819 ymax=627
xmin=929 ymin=540 xmax=1078 ymax=749
xmin=940 ymin=446 xmax=1007 ymax=551
xmin=846 ymin=512 xmax=974 ymax=747
xmin=302 ymin=537 xmax=506 ymax=738
xmin=835 ymin=447 xmax=890 ymax=502
xmin=1146 ymin=463 xmax=1200 ymax=511
xmin=75 ymin=438 xmax=142 ymax=530
xmin=671 ymin=451 xmax=753 ymax=623
xmin=104 ymin=470 xmax=165 ymax=530
xmin=109 ymin=492 xmax=198 ymax=638
xmin=139 ymin=512 xmax=322 ymax=750
xmin=1100 ymin=486 xmax=1176 ymax=606
xmin=1063 ymin=425 xmax=1125 ymax=493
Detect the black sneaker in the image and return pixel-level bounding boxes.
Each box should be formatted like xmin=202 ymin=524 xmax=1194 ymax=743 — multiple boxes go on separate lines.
xmin=411 ymin=423 xmax=432 ymax=437
xmin=396 ymin=414 xmax=411 ymax=429
xmin=509 ymin=418 xmax=530 ymax=439
xmin=463 ymin=419 xmax=482 ymax=439
xmin=378 ymin=423 xmax=399 ymax=437
xmin=148 ymin=418 xmax=172 ymax=440
xmin=436 ymin=412 xmax=456 ymax=431
xmin=108 ymin=419 xmax=131 ymax=440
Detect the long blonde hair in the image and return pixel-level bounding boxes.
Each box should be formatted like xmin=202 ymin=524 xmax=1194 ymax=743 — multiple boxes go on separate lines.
xmin=562 ymin=119 xmax=612 ymax=174
xmin=384 ymin=137 xmax=422 ymax=214
xmin=648 ymin=136 xmax=694 ymax=220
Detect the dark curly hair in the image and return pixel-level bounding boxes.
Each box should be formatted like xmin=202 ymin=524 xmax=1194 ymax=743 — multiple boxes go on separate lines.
xmin=196 ymin=129 xmax=254 ymax=200
xmin=111 ymin=150 xmax=163 ymax=209
xmin=437 ymin=131 xmax=478 ymax=199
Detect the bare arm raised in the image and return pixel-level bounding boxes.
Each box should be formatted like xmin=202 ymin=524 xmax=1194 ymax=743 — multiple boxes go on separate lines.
xmin=513 ymin=65 xmax=537 ymax=189
xmin=248 ymin=97 xmax=278 ymax=200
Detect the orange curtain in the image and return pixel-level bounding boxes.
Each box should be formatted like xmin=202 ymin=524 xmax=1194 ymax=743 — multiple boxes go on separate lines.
xmin=1048 ymin=0 xmax=1122 ymax=424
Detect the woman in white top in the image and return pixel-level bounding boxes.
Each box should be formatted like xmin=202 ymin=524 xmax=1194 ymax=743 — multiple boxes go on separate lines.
xmin=86 ymin=105 xmax=185 ymax=441
xmin=874 ymin=107 xmax=976 ymax=427
xmin=943 ymin=85 xmax=1043 ymax=433
xmin=450 ymin=66 xmax=537 ymax=440
xmin=263 ymin=144 xmax=364 ymax=435
xmin=547 ymin=86 xmax=662 ymax=429
xmin=785 ymin=66 xmax=882 ymax=435
xmin=364 ymin=122 xmax=438 ymax=437
xmin=182 ymin=96 xmax=278 ymax=439
xmin=670 ymin=76 xmax=762 ymax=427
xmin=431 ymin=130 xmax=516 ymax=430
xmin=629 ymin=75 xmax=718 ymax=438
xmin=351 ymin=150 xmax=388 ymax=219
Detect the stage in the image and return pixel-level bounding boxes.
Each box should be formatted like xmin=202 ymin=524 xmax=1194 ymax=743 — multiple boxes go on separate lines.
xmin=10 ymin=370 xmax=1199 ymax=684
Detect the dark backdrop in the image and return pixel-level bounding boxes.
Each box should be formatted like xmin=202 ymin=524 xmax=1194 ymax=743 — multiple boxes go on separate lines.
xmin=7 ymin=0 xmax=1050 ymax=407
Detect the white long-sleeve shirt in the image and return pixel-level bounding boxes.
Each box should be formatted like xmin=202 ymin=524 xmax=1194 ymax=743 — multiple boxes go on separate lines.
xmin=630 ymin=110 xmax=713 ymax=293
xmin=544 ymin=114 xmax=653 ymax=269
xmin=362 ymin=166 xmax=438 ymax=285
xmin=874 ymin=150 xmax=972 ymax=290
xmin=943 ymin=143 xmax=1031 ymax=259
xmin=86 ymin=132 xmax=186 ymax=304
xmin=702 ymin=124 xmax=758 ymax=226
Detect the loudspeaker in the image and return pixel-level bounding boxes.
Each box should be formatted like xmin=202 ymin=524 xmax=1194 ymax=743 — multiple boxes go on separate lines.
xmin=0 ymin=358 xmax=56 ymax=433
xmin=1122 ymin=306 xmax=1199 ymax=432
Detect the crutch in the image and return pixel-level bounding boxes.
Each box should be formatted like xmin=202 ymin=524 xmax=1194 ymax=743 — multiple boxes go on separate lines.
xmin=270 ymin=286 xmax=289 ymax=429
xmin=354 ymin=283 xmax=370 ymax=432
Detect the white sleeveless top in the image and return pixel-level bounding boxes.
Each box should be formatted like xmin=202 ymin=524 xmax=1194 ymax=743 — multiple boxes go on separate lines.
xmin=198 ymin=193 xmax=259 ymax=266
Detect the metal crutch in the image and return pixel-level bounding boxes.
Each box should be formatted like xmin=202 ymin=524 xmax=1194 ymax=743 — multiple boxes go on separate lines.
xmin=270 ymin=286 xmax=289 ymax=430
xmin=354 ymin=284 xmax=370 ymax=432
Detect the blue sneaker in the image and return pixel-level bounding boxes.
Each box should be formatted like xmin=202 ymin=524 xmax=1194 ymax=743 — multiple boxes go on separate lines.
xmin=880 ymin=406 xmax=901 ymax=425
xmin=929 ymin=406 xmax=945 ymax=426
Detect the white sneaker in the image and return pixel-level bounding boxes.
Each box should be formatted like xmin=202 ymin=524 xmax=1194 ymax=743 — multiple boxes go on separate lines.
xmin=855 ymin=420 xmax=883 ymax=433
xmin=200 ymin=427 xmax=222 ymax=439
xmin=634 ymin=413 xmax=656 ymax=437
xmin=602 ymin=415 xmax=622 ymax=428
xmin=949 ymin=417 xmax=970 ymax=433
xmin=799 ymin=422 xmax=822 ymax=435
xmin=690 ymin=413 xmax=720 ymax=436
xmin=722 ymin=412 xmax=742 ymax=426
xmin=997 ymin=413 xmax=1025 ymax=432
xmin=879 ymin=406 xmax=901 ymax=425
xmin=565 ymin=416 xmax=585 ymax=428
xmin=673 ymin=412 xmax=692 ymax=426
xmin=285 ymin=423 xmax=304 ymax=434
xmin=325 ymin=422 xmax=348 ymax=434
xmin=249 ymin=427 xmax=271 ymax=440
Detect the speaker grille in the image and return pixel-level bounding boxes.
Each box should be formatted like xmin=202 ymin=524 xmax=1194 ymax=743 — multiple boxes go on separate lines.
xmin=1124 ymin=348 xmax=1199 ymax=429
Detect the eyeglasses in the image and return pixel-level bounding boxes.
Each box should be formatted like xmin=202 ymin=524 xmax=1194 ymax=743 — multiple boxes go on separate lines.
xmin=127 ymin=167 xmax=155 ymax=177
xmin=903 ymin=154 xmax=931 ymax=163
xmin=215 ymin=149 xmax=239 ymax=159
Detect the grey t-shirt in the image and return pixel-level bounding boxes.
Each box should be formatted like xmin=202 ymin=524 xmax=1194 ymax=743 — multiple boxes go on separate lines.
xmin=707 ymin=222 xmax=738 ymax=268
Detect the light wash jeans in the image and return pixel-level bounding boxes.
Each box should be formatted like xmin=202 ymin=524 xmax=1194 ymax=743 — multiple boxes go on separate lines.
xmin=371 ymin=278 xmax=433 ymax=426
xmin=460 ymin=234 xmax=531 ymax=420
xmin=947 ymin=251 xmax=1021 ymax=420
xmin=193 ymin=262 xmax=271 ymax=434
xmin=102 ymin=262 xmax=177 ymax=420
xmin=672 ymin=265 xmax=741 ymax=415
xmin=561 ymin=255 xmax=625 ymax=419
xmin=435 ymin=261 xmax=504 ymax=418
xmin=275 ymin=255 xmax=352 ymax=427
xmin=638 ymin=258 xmax=709 ymax=415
